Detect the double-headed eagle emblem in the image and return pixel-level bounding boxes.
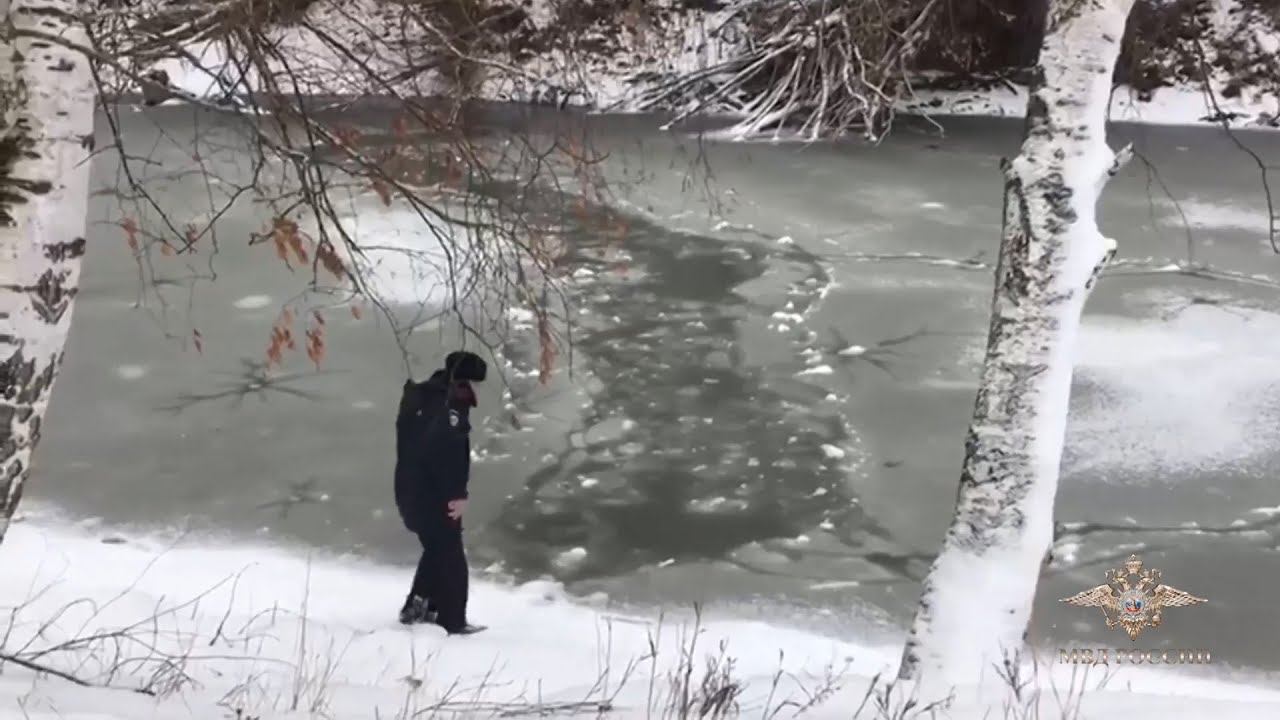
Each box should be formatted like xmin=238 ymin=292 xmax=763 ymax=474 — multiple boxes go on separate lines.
xmin=1059 ymin=554 xmax=1206 ymax=640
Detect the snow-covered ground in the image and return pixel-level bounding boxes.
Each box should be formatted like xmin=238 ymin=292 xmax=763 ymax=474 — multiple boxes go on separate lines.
xmin=140 ymin=0 xmax=734 ymax=111
xmin=901 ymin=83 xmax=1279 ymax=129
xmin=141 ymin=0 xmax=1280 ymax=131
xmin=903 ymin=0 xmax=1280 ymax=129
xmin=3 ymin=520 xmax=1280 ymax=719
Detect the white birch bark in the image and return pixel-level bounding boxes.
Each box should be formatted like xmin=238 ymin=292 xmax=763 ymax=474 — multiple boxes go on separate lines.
xmin=897 ymin=0 xmax=1137 ymax=691
xmin=0 ymin=0 xmax=95 ymax=543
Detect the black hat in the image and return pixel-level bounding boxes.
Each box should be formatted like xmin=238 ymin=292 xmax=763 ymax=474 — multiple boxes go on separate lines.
xmin=444 ymin=351 xmax=487 ymax=382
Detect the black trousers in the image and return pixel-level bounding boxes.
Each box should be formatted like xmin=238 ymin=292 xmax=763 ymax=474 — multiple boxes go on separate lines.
xmin=408 ymin=521 xmax=469 ymax=631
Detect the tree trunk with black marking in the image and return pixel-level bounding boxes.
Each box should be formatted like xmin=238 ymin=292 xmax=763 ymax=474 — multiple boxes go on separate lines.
xmin=898 ymin=0 xmax=1137 ymax=692
xmin=0 ymin=0 xmax=95 ymax=543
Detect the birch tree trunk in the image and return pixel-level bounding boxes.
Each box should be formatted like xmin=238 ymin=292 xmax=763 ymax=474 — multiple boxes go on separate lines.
xmin=897 ymin=0 xmax=1137 ymax=690
xmin=0 ymin=0 xmax=95 ymax=543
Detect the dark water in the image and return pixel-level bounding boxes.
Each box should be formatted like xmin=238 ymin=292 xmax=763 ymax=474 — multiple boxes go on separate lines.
xmin=479 ymin=197 xmax=901 ymax=582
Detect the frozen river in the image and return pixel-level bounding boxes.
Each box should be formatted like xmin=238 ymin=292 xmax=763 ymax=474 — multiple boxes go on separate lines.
xmin=25 ymin=105 xmax=1280 ymax=672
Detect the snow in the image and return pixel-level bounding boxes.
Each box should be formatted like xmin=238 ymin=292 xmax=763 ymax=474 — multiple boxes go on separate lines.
xmin=145 ymin=41 xmax=253 ymax=104
xmin=552 ymin=546 xmax=589 ymax=571
xmin=140 ymin=0 xmax=733 ymax=111
xmin=137 ymin=0 xmax=1279 ymax=132
xmin=1070 ymin=304 xmax=1280 ymax=477
xmin=302 ymin=195 xmax=473 ymax=308
xmin=902 ymin=0 xmax=1280 ymax=130
xmin=903 ymin=83 xmax=1279 ymax=129
xmin=232 ymin=294 xmax=274 ymax=310
xmin=1172 ymin=198 xmax=1275 ymax=235
xmin=112 ymin=365 xmax=147 ymax=381
xmin=796 ymin=365 xmax=833 ymax=377
xmin=5 ymin=520 xmax=1280 ymax=719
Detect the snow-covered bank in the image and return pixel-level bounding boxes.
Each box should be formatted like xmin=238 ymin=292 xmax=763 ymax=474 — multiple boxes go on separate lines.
xmin=3 ymin=520 xmax=1280 ymax=719
xmin=138 ymin=0 xmax=1279 ymax=132
xmin=901 ymin=0 xmax=1280 ymax=129
xmin=900 ymin=83 xmax=1279 ymax=130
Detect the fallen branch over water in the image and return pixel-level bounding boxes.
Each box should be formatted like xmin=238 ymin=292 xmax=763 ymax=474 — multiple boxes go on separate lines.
xmin=635 ymin=0 xmax=943 ymax=141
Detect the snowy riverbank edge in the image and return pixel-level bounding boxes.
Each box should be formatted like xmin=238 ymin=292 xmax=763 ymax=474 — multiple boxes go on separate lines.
xmin=3 ymin=519 xmax=1280 ymax=719
xmin=132 ymin=0 xmax=1280 ymax=134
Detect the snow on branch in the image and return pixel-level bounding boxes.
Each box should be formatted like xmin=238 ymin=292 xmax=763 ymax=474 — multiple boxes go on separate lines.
xmin=634 ymin=0 xmax=943 ymax=141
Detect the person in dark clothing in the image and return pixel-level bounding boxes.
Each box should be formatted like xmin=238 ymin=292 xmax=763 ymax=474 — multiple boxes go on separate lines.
xmin=394 ymin=350 xmax=487 ymax=634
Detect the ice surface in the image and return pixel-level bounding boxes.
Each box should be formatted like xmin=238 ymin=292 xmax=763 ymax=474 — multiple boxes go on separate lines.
xmin=1070 ymin=304 xmax=1280 ymax=477
xmin=948 ymin=298 xmax=1280 ymax=480
xmin=4 ymin=521 xmax=1280 ymax=719
xmin=303 ymin=196 xmax=474 ymax=308
xmin=1172 ymin=198 xmax=1274 ymax=234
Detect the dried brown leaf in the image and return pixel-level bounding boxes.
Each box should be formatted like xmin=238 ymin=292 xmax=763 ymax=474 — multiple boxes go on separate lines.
xmin=316 ymin=241 xmax=347 ymax=280
xmin=121 ymin=217 xmax=139 ymax=252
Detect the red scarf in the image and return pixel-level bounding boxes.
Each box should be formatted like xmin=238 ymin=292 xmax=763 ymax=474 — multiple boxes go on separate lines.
xmin=452 ymin=381 xmax=477 ymax=407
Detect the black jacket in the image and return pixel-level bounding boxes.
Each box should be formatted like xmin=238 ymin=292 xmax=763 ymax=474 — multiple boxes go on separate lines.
xmin=394 ymin=371 xmax=472 ymax=532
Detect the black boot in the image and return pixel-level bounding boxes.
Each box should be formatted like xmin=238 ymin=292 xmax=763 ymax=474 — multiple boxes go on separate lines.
xmin=398 ymin=595 xmax=438 ymax=625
